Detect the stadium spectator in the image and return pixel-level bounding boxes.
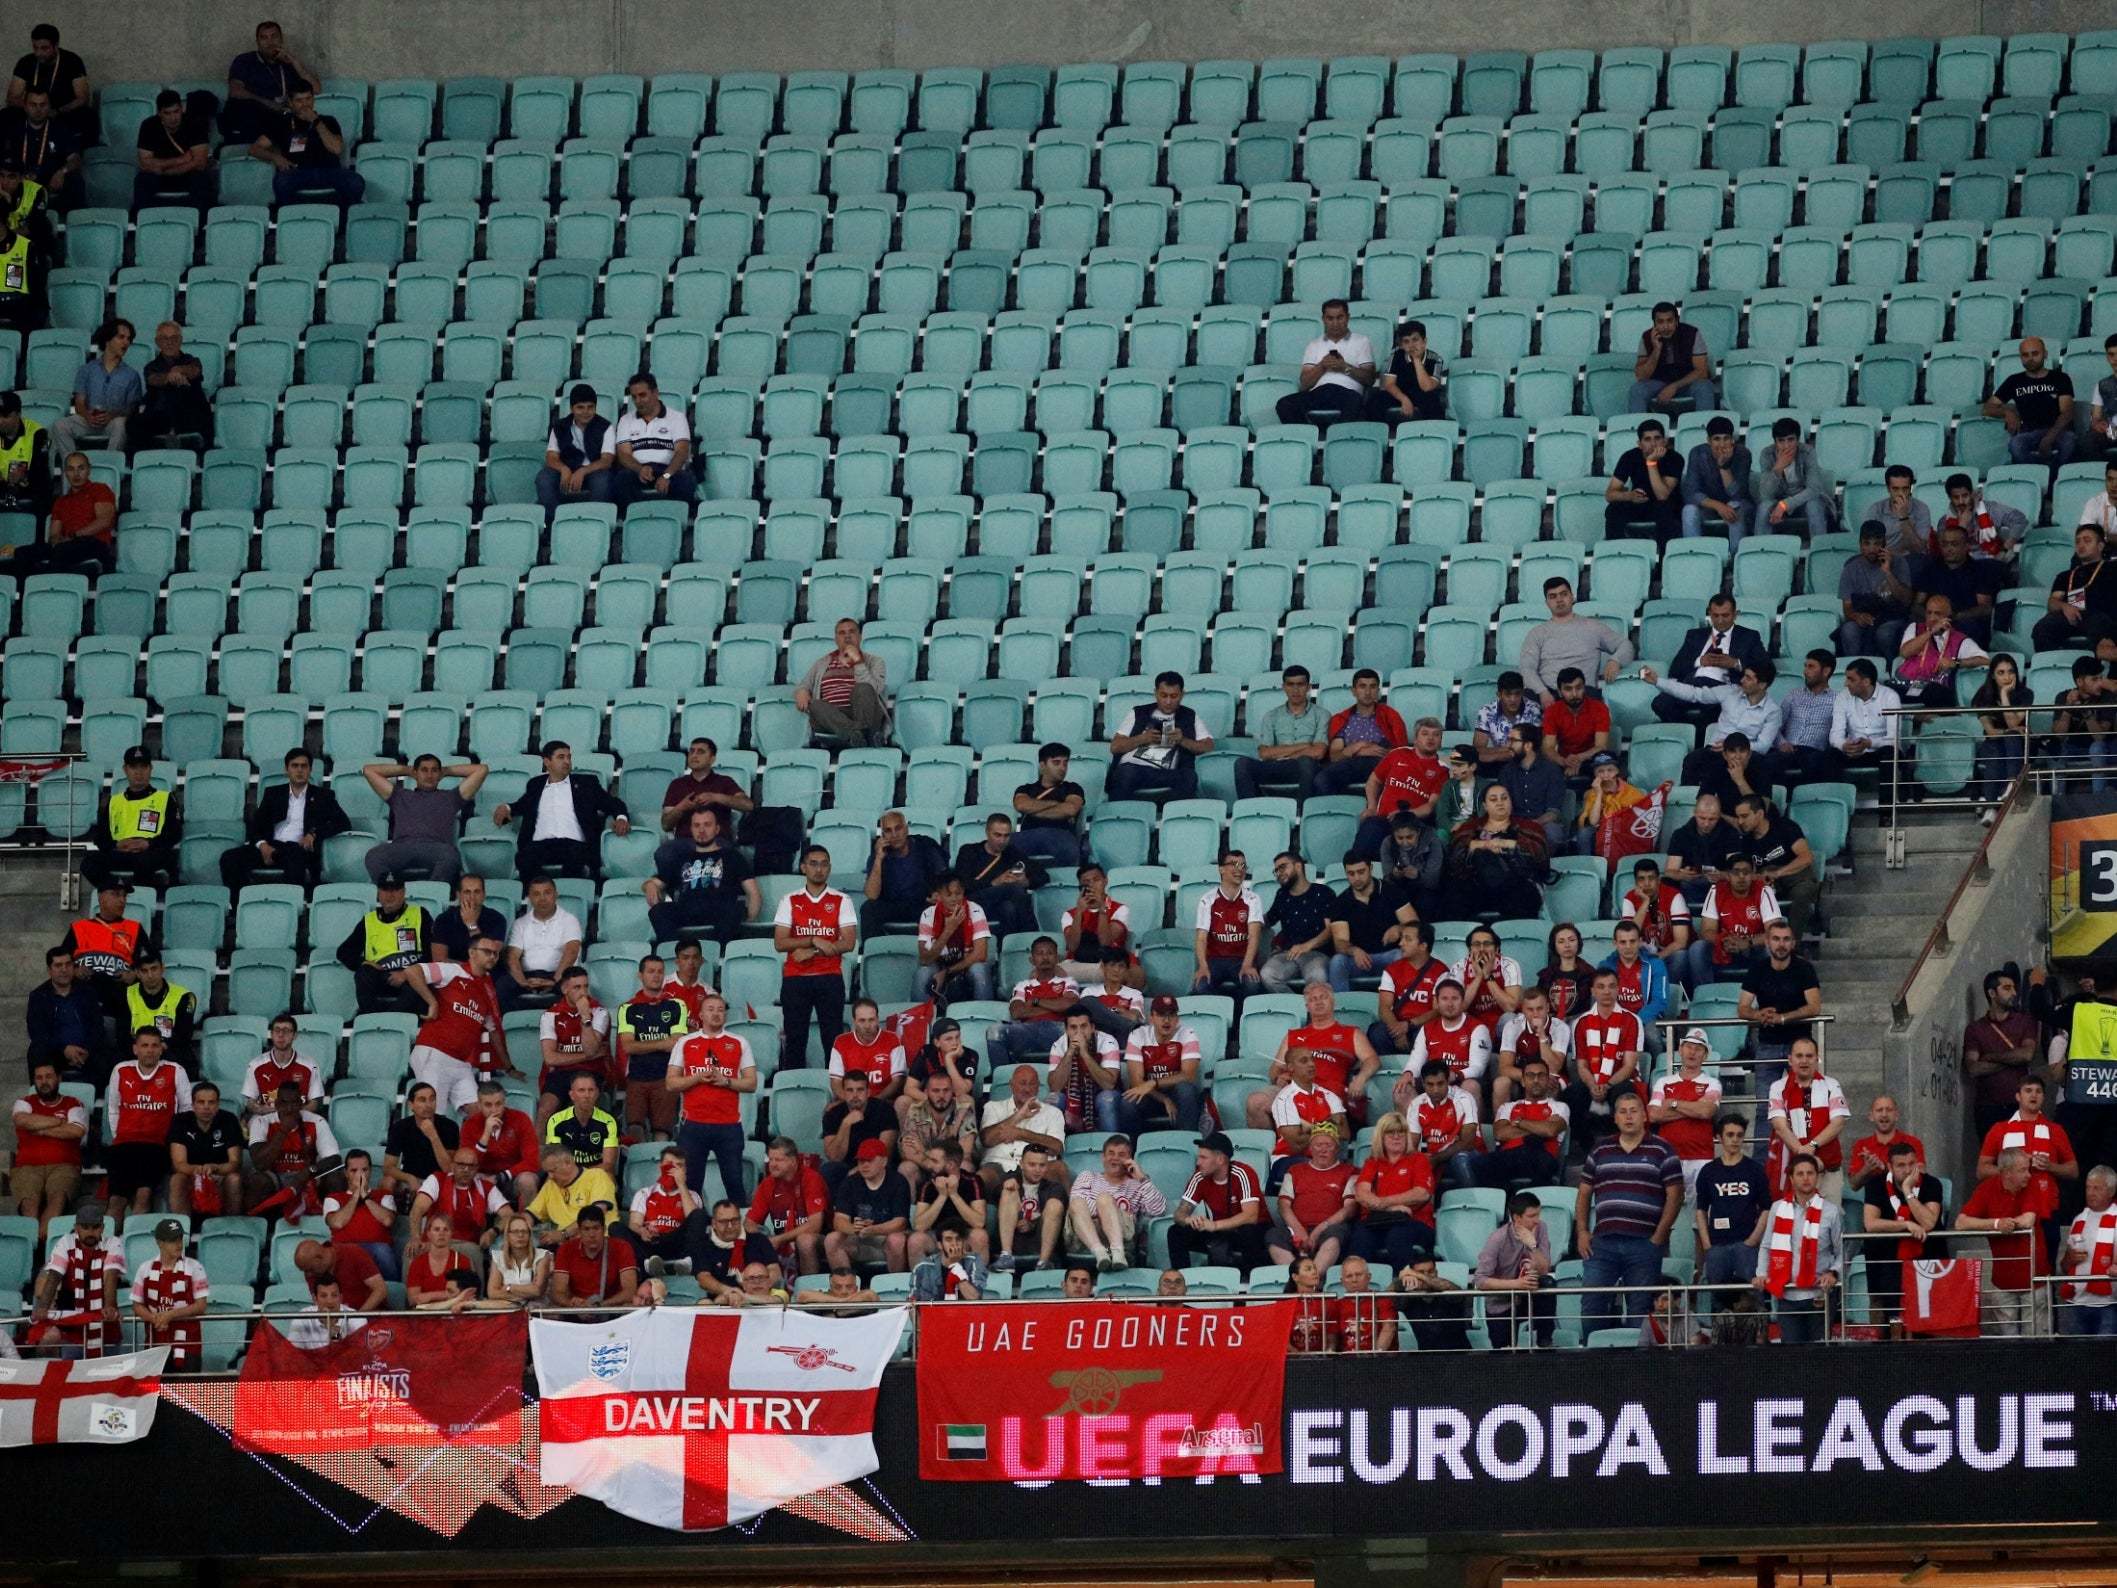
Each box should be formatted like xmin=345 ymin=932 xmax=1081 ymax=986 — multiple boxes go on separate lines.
xmin=1192 ymin=850 xmax=1264 ymax=995
xmin=1742 ymin=924 xmax=1824 ymax=1104
xmin=2090 ymin=342 xmax=2117 ymax=463
xmin=120 ymin=952 xmax=195 ymax=1078
xmin=1372 ymin=317 xmax=1448 ymax=422
xmin=1963 ymin=969 xmax=2040 ymax=1141
xmin=1862 ymin=1139 xmax=1944 ymax=1326
xmin=1107 ymin=671 xmax=1213 ymax=802
xmin=1733 ymin=795 xmax=1820 ymax=940
xmin=81 ymin=746 xmax=179 ymax=895
xmin=244 ymin=1079 xmax=339 ymax=1219
xmin=821 ymin=1071 xmax=898 ymax=1195
xmin=1574 ymin=1090 xmax=1682 ymax=1335
xmin=1970 ymin=656 xmax=2033 ymax=815
xmin=1566 ymin=969 xmax=1646 ymax=1155
xmin=52 ymin=320 xmax=142 ymax=462
xmin=1976 ymin=1074 xmax=2076 ymax=1258
xmin=1267 ymin=1046 xmax=1348 ymax=1171
xmin=322 ymin=1150 xmax=401 ymax=1278
xmin=6 ymin=24 xmax=87 ymax=141
xmin=251 ymin=85 xmax=362 ymax=207
xmin=955 ymin=812 xmax=1036 ymax=940
xmin=1619 ymin=859 xmax=1691 ymax=990
xmin=1646 ymin=661 xmax=1784 ymax=783
xmin=1653 ymin=594 xmax=1768 ymax=732
xmin=59 ymin=878 xmax=152 ymax=1026
xmin=1370 ymin=920 xmax=1445 ymax=1055
xmin=658 ymin=737 xmax=753 ymax=832
xmin=1473 ymin=1192 xmax=1558 ymax=1347
xmin=1764 ymin=651 xmax=1842 ymax=795
xmin=859 ymin=809 xmax=948 ymax=939
xmin=464 ymin=1080 xmax=541 ymax=1206
xmin=104 ymin=1027 xmax=190 ymax=1221
xmin=1402 ymin=1058 xmax=1481 ymax=1188
xmin=1521 ymin=578 xmax=1636 ymax=710
xmin=405 ymin=1158 xmax=500 ymax=1258
xmin=1917 ymin=523 xmax=2005 ymax=646
xmin=915 ymin=872 xmax=993 ymax=1004
xmin=217 ymin=747 xmax=346 ymax=893
xmin=1860 ymin=466 xmax=1930 ymax=560
xmin=1166 ymin=1131 xmax=1270 ymax=1274
xmin=827 ymin=999 xmax=906 ymax=1106
xmin=1895 ymin=594 xmax=1989 ymax=709
xmin=993 ymin=1139 xmax=1067 ymax=1273
xmin=826 ymin=1139 xmax=912 ymax=1274
xmin=1068 ymin=1133 xmax=1165 ymax=1271
xmin=1476 ymin=1052 xmax=1569 ymax=1188
xmin=1493 ymin=978 xmax=1572 ymax=1108
xmin=1984 ymin=337 xmax=2075 ymax=470
xmin=1259 ymin=853 xmax=1335 ymax=992
xmin=1390 ymin=1257 xmax=1473 ymax=1350
xmin=1648 ymin=1029 xmax=1722 ymax=1197
xmin=1316 ymin=669 xmax=1409 ymax=795
xmin=644 ymin=806 xmax=756 ymax=948
xmin=1010 ymin=743 xmax=1087 ymax=866
xmin=236 ymin=1023 xmax=317 ymax=1117
xmin=1695 ymin=1115 xmax=1771 ymax=1292
xmin=1443 ymin=784 xmax=1548 ymax=920
xmin=220 ymin=20 xmax=319 ymax=142
xmin=1498 ymin=723 xmax=1567 ymax=852
xmin=1269 ymin=1123 xmax=1355 ymax=1270
xmin=132 ymin=92 xmax=214 ymax=211
xmin=1846 ymin=1093 xmax=1925 ymax=1191
xmin=1253 ymin=980 xmax=1378 ymax=1130
xmin=1274 ymin=299 xmax=1375 ymax=428
xmin=360 ymin=757 xmax=483 ymax=886
xmin=2059 ymin=1166 xmax=2117 ymax=1337
xmin=381 ymin=1081 xmax=459 ymax=1200
xmin=768 ymin=845 xmax=853 ymax=1066
xmin=1687 ymin=854 xmax=1778 ymax=988
xmin=1408 ymin=973 xmax=1495 ymax=1109
xmin=504 ymin=877 xmax=583 ymax=1015
xmin=1372 ymin=808 xmax=1444 ymax=918
xmin=294 ymin=1237 xmax=387 ymax=1313
xmin=1959 ymin=1147 xmax=2049 ymax=1336
xmin=1662 ymin=791 xmax=1742 ymax=910
xmin=425 ymin=877 xmax=501 ymax=971
xmin=1750 ymin=416 xmax=1835 ymax=539
xmin=1834 ymin=518 xmax=1921 ymax=659
xmin=1119 ymin=996 xmax=1205 ymax=1137
xmin=25 ymin=947 xmax=102 ymax=1084
xmin=1286 ymin=1256 xmax=1334 ymax=1352
xmin=1061 ymin=1264 xmax=1095 ymax=1298
xmin=0 ymin=449 xmax=108 ymax=584
xmin=492 ymin=741 xmax=628 ymax=884
xmin=795 ymin=616 xmax=890 ymax=748
xmin=1236 ymin=665 xmax=1329 ymax=801
xmin=402 ymin=934 xmax=512 ymax=1112
xmin=1603 ymin=418 xmax=1683 ymax=543
xmin=486 ymin=1211 xmax=553 ymax=1306
xmin=535 ymin=384 xmax=615 ymax=516
xmin=1690 ymin=729 xmax=1768 ymax=823
xmin=29 ymin=1205 xmax=121 ymax=1355
xmin=1049 ymin=1008 xmax=1123 ymax=1134
xmin=625 ymin=1144 xmax=701 ymax=1268
xmin=895 ymin=1067 xmax=977 ymax=1189
xmin=1679 ymin=417 xmax=1753 ymax=546
xmin=526 ymin=1143 xmax=616 ymax=1245
xmin=609 ymin=371 xmax=695 ymax=504
xmin=1536 ymin=924 xmax=1596 ymax=1022
xmin=0 ymin=204 xmax=42 ymax=336
xmin=1573 ymin=753 xmax=1646 ymax=858
xmin=994 ymin=936 xmax=1084 ymax=1066
xmin=1 ymin=80 xmax=74 ymax=199
xmin=131 ymin=1218 xmax=209 ymax=1369
xmin=1332 ymin=1255 xmax=1394 ymax=1351
xmin=664 ymin=990 xmax=754 ymax=1201
xmin=551 ymin=1205 xmax=639 ymax=1308
xmin=12 ymin=1059 xmax=84 ymax=1237
xmin=1540 ymin=667 xmax=1615 ymax=783
xmin=1324 ymin=854 xmax=1415 ymax=993
xmin=910 ymin=1225 xmax=988 ymax=1301
xmin=740 ymin=1136 xmax=827 ymax=1278
xmin=1350 ymin=1112 xmax=1436 ymax=1269
xmin=1474 ymin=671 xmax=1543 ymax=767
xmin=1629 ymin=301 xmax=1717 ymax=414
xmin=1755 ymin=1151 xmax=1841 ymax=1343
xmin=978 ymin=1065 xmax=1066 ymax=1196
xmin=543 ymin=1071 xmax=619 ymax=1181
xmin=1763 ymin=1036 xmax=1847 ymax=1203
xmin=2031 ymin=525 xmax=2117 ymax=653
xmin=1349 ymin=717 xmax=1447 ymax=857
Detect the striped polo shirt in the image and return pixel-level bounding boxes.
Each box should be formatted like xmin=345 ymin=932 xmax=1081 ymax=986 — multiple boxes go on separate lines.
xmin=1580 ymin=1134 xmax=1682 ymax=1241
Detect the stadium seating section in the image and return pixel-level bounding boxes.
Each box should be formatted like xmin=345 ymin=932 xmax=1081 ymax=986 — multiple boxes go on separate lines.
xmin=9 ymin=37 xmax=2114 ymax=1337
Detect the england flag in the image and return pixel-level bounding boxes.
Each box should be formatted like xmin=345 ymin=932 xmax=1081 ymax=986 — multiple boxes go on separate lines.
xmin=532 ymin=1308 xmax=906 ymax=1532
xmin=0 ymin=1347 xmax=168 ymax=1447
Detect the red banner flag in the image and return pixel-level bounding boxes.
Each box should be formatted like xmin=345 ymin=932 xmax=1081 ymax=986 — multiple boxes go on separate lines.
xmin=916 ymin=1300 xmax=1292 ymax=1482
xmin=234 ymin=1313 xmax=526 ymax=1453
xmin=1902 ymin=1257 xmax=1982 ymax=1338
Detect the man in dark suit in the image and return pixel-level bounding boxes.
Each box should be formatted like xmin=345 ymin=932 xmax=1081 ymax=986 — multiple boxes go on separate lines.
xmin=491 ymin=740 xmax=629 ymax=883
xmin=1651 ymin=593 xmax=1769 ymax=734
xmin=220 ymin=746 xmax=350 ymax=892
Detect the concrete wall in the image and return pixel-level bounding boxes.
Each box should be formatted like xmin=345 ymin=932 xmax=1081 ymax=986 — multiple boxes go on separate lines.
xmin=36 ymin=1 xmax=2114 ymax=89
xmin=1884 ymin=795 xmax=2049 ymax=1192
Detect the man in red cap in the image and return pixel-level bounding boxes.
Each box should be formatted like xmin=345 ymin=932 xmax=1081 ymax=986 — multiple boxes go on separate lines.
xmin=824 ymin=1135 xmax=911 ymax=1274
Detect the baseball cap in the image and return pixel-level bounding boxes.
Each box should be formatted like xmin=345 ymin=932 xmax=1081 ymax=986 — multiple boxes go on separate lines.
xmin=929 ymin=1017 xmax=961 ymax=1038
xmin=1195 ymin=1130 xmax=1235 ymax=1156
xmin=376 ymin=872 xmax=406 ymax=890
xmin=96 ymin=878 xmax=131 ymax=894
xmin=855 ymin=1138 xmax=891 ymax=1162
xmin=1586 ymin=751 xmax=1618 ymax=771
xmin=122 ymin=745 xmax=153 ymax=766
xmin=154 ymin=1217 xmax=185 ymax=1242
xmin=1681 ymin=1026 xmax=1711 ymax=1048
xmin=1149 ymin=995 xmax=1180 ymax=1016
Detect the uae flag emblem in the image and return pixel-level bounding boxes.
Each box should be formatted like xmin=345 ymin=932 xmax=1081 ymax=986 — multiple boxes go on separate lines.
xmin=940 ymin=1424 xmax=986 ymax=1462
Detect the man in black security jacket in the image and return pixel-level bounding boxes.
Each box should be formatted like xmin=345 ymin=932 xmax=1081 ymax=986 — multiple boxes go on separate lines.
xmin=1651 ymin=593 xmax=1769 ymax=735
xmin=220 ymin=746 xmax=349 ymax=892
xmin=492 ymin=740 xmax=630 ymax=883
xmin=535 ymin=383 xmax=615 ymax=521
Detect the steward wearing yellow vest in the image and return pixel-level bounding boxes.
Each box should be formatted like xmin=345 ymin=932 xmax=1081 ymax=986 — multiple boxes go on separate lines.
xmin=124 ymin=951 xmax=198 ymax=1075
xmin=0 ymin=391 xmax=50 ymax=516
xmin=0 ymin=200 xmax=40 ymax=336
xmin=83 ymin=746 xmax=182 ymax=893
xmin=333 ymin=872 xmax=431 ymax=1016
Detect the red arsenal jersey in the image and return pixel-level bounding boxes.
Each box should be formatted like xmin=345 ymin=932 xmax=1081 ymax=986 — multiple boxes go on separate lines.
xmin=1286 ymin=1021 xmax=1361 ymax=1096
xmin=1650 ymin=1074 xmax=1721 ymax=1160
xmin=13 ymin=1091 xmax=84 ymax=1166
xmin=828 ymin=1030 xmax=904 ymax=1089
xmin=779 ymin=888 xmax=853 ymax=977
xmin=1371 ymin=748 xmax=1445 ymax=815
xmin=1704 ymin=883 xmax=1770 ymax=966
xmin=1382 ymin=956 xmax=1447 ymax=1023
xmin=106 ymin=1060 xmax=190 ymax=1146
xmin=1573 ymin=1009 xmax=1643 ymax=1085
xmin=414 ymin=962 xmax=501 ymax=1065
xmin=669 ymin=1031 xmax=752 ymax=1125
xmin=1195 ymin=888 xmax=1260 ymax=960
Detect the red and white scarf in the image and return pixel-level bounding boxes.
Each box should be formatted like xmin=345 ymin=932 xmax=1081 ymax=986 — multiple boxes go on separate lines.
xmin=1764 ymin=1197 xmax=1825 ymax=1296
xmin=2065 ymin=1208 xmax=2117 ymax=1301
xmin=1997 ymin=1114 xmax=2054 ymax=1158
xmin=1880 ymin=1174 xmax=1928 ymax=1261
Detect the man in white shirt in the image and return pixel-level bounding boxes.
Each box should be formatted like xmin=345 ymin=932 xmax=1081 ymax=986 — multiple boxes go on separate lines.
xmin=1828 ymin=657 xmax=1908 ymax=793
xmin=610 ymin=371 xmax=696 ymax=505
xmin=2080 ymin=460 xmax=2117 ymax=535
xmin=503 ymin=874 xmax=584 ymax=1012
xmin=1274 ymin=299 xmax=1376 ymax=428
xmin=976 ymin=1064 xmax=1067 ymax=1197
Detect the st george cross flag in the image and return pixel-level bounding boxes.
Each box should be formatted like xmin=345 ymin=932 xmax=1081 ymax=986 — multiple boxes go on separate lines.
xmin=0 ymin=1347 xmax=168 ymax=1446
xmin=532 ymin=1307 xmax=906 ymax=1532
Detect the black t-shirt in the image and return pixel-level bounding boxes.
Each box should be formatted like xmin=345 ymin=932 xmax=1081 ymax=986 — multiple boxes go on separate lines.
xmin=432 ymin=906 xmax=508 ymax=964
xmin=384 ymin=1114 xmax=460 ymax=1181
xmin=1994 ymin=368 xmax=2072 ymax=429
xmin=2050 ymin=558 xmax=2117 ymax=624
xmin=1265 ymin=882 xmax=1337 ymax=955
xmin=167 ymin=1108 xmax=244 ymax=1167
xmin=833 ymin=1170 xmax=911 ymax=1228
xmin=1325 ymin=882 xmax=1408 ymax=955
xmin=1667 ymin=817 xmax=1744 ymax=877
xmin=1862 ymin=1171 xmax=1946 ymax=1234
xmin=1915 ymin=555 xmax=2004 ymax=618
xmin=2 ymin=110 xmax=74 ymax=180
xmin=905 ymin=1043 xmax=982 ymax=1094
xmin=914 ymin=1176 xmax=979 ymax=1234
xmin=1743 ymin=815 xmax=1808 ymax=876
xmin=690 ymin=1229 xmax=775 ymax=1287
xmin=822 ymin=1099 xmax=895 ymax=1160
xmin=1695 ymin=1155 xmax=1772 ymax=1243
xmin=1387 ymin=350 xmax=1448 ymax=420
xmin=11 ymin=49 xmax=86 ymax=103
xmin=1013 ymin=779 xmax=1084 ymax=833
xmin=1610 ymin=448 xmax=1682 ymax=520
xmin=135 ymin=113 xmax=206 ymax=160
xmin=655 ymin=839 xmax=752 ymax=900
xmin=268 ymin=113 xmax=346 ymax=169
xmin=1740 ymin=955 xmax=1820 ymax=1038
xmin=953 ymin=840 xmax=1032 ymax=892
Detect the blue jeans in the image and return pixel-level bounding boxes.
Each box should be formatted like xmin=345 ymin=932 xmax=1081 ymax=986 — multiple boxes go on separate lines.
xmin=274 ymin=165 xmax=365 ymax=206
xmin=1700 ymin=1238 xmax=1757 ymax=1307
xmin=1774 ymin=1293 xmax=1833 ymax=1344
xmin=1106 ymin=761 xmax=1197 ymax=802
xmin=1012 ymin=826 xmax=1082 ymax=867
xmin=1752 ymin=496 xmax=1830 ymax=540
xmin=1329 ymin=946 xmax=1401 ymax=992
xmin=1092 ymin=1087 xmax=1123 ymax=1133
xmin=677 ymin=1121 xmax=749 ymax=1203
xmin=1118 ymin=1081 xmax=1202 ymax=1138
xmin=1684 ymin=939 xmax=1758 ymax=991
xmin=1234 ymin=755 xmax=1316 ymax=802
xmin=2009 ymin=427 xmax=2077 ymax=469
xmin=1580 ymin=1231 xmax=1664 ymax=1335
xmin=914 ymin=959 xmax=995 ymax=1003
xmin=357 ymin=1240 xmax=401 ymax=1282
xmin=994 ymin=1018 xmax=1063 ymax=1067
xmin=2060 ymin=1302 xmax=2117 ymax=1337
xmin=1680 ymin=500 xmax=1752 ymax=549
xmin=1194 ymin=958 xmax=1260 ymax=999
xmin=535 ymin=465 xmax=614 ymax=517
xmin=1628 ymin=377 xmax=1718 ymax=414
xmin=612 ymin=465 xmax=698 ymax=505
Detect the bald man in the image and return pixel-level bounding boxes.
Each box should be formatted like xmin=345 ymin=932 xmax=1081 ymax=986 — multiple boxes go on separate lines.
xmin=1984 ymin=338 xmax=2075 ymax=471
xmin=140 ymin=322 xmax=212 ymax=449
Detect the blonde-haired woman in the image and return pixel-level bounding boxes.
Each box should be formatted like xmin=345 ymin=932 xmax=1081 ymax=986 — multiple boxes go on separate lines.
xmin=486 ymin=1211 xmax=551 ymax=1306
xmin=1351 ymin=1111 xmax=1436 ymax=1271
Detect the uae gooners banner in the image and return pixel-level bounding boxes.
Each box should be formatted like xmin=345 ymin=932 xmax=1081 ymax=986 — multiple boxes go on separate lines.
xmin=916 ymin=1300 xmax=1295 ymax=1481
xmin=234 ymin=1314 xmax=526 ymax=1452
xmin=0 ymin=1347 xmax=167 ymax=1446
xmin=532 ymin=1306 xmax=906 ymax=1532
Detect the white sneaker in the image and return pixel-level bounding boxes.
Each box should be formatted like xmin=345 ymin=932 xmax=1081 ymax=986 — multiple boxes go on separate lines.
xmin=1979 ymin=807 xmax=1997 ymax=827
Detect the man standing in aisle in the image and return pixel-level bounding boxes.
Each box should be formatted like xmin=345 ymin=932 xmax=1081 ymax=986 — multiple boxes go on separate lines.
xmin=773 ymin=844 xmax=856 ymax=1070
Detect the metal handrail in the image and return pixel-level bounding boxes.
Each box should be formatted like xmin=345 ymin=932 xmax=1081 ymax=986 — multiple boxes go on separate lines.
xmin=0 ymin=748 xmax=93 ymax=905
